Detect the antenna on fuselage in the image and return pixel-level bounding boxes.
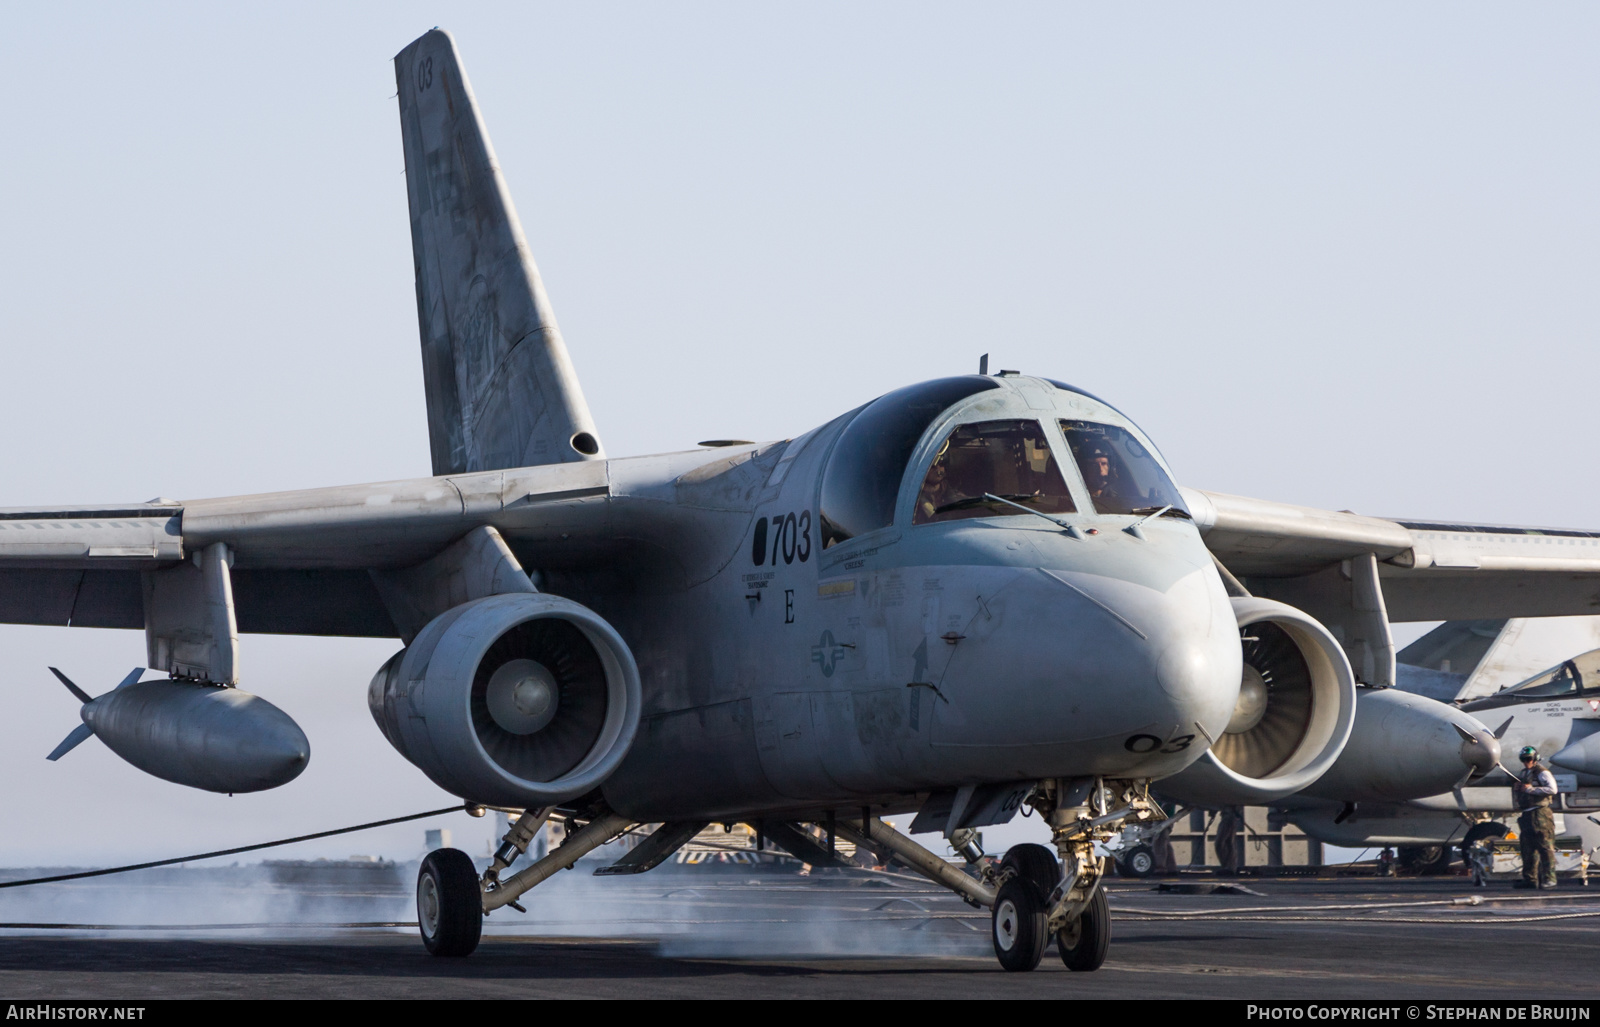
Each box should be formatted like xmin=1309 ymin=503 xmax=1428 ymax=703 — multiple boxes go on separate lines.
xmin=978 ymin=353 xmax=989 ymax=375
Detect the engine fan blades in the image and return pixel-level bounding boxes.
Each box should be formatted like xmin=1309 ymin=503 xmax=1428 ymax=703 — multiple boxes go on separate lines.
xmin=469 ymin=619 xmax=609 ymax=782
xmin=1211 ymin=622 xmax=1314 ymax=778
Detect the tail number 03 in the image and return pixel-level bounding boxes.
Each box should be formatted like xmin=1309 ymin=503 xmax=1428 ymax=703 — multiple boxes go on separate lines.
xmin=751 ymin=511 xmax=812 ymax=567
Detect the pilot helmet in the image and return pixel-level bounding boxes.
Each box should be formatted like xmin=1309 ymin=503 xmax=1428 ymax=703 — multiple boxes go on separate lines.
xmin=1520 ymin=746 xmax=1540 ymax=762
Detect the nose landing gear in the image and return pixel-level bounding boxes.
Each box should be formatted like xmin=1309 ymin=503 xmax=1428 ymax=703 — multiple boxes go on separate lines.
xmin=992 ymin=777 xmax=1160 ymax=973
xmin=1055 ymin=883 xmax=1110 ymax=970
xmin=991 ymin=876 xmax=1049 ymax=971
xmin=988 ymin=842 xmax=1062 ymax=971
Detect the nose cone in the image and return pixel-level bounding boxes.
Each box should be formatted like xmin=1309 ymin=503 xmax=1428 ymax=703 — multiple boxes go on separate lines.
xmin=1302 ymin=688 xmax=1499 ymax=803
xmin=1460 ymin=723 xmax=1502 ymax=780
xmin=934 ymin=562 xmax=1240 ymax=777
xmin=1142 ymin=568 xmax=1245 ymax=741
xmin=1551 ymin=734 xmax=1600 ymax=776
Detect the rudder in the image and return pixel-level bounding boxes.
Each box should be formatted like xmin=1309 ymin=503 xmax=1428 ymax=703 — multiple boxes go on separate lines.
xmin=395 ymin=29 xmax=603 ymax=474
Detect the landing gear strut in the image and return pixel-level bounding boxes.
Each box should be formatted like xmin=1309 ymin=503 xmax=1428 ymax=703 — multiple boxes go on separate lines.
xmin=1029 ymin=777 xmax=1160 ymax=972
xmin=416 ymin=804 xmax=636 ymax=959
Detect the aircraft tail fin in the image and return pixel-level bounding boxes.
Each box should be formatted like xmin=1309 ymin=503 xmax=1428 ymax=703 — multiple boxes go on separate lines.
xmin=394 ymin=29 xmax=604 ymax=475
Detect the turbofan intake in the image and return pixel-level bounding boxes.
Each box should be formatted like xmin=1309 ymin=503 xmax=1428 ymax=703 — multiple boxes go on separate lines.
xmin=369 ymin=593 xmax=642 ymax=807
xmin=1159 ymin=596 xmax=1357 ymax=805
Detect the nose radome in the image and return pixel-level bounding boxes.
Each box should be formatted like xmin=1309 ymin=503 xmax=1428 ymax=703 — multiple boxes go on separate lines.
xmin=1157 ymin=640 xmax=1217 ymax=705
xmin=1146 ymin=568 xmax=1242 ymax=735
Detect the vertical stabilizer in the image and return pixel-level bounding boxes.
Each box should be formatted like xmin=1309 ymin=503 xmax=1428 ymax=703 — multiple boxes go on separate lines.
xmin=395 ymin=29 xmax=604 ymax=475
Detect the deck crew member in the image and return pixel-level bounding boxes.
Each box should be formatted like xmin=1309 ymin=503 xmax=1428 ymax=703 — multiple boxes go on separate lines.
xmin=1515 ymin=745 xmax=1560 ymax=889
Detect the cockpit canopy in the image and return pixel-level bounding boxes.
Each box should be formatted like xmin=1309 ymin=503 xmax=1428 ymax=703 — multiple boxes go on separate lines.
xmin=1060 ymin=420 xmax=1186 ymax=516
xmin=1501 ymin=651 xmax=1600 ymax=699
xmin=818 ymin=377 xmax=999 ymax=549
xmin=912 ymin=419 xmax=1076 ymax=525
xmin=817 ymin=374 xmax=1186 ymax=550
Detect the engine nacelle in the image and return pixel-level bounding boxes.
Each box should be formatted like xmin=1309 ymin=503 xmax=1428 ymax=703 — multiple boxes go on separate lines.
xmin=1160 ymin=596 xmax=1357 ymax=805
xmin=369 ymin=593 xmax=642 ymax=808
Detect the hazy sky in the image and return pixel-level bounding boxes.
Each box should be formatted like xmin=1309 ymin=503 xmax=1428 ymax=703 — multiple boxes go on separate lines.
xmin=1 ymin=3 xmax=1597 ymax=866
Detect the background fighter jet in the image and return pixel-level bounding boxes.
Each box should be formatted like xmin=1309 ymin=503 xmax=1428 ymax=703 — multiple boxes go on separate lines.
xmin=7 ymin=24 xmax=1600 ymax=973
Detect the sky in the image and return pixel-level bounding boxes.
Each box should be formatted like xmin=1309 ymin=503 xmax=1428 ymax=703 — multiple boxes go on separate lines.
xmin=0 ymin=3 xmax=1598 ymax=867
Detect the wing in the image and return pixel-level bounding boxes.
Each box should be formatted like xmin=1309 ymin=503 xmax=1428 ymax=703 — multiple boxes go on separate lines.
xmin=0 ymin=460 xmax=612 ymax=638
xmin=1185 ymin=487 xmax=1600 ymax=622
xmin=0 ymin=444 xmax=773 ymax=643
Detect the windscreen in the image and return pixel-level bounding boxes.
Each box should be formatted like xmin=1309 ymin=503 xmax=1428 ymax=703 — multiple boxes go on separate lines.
xmin=819 ymin=376 xmax=1000 ymax=549
xmin=912 ymin=419 xmax=1076 ymax=524
xmin=1060 ymin=420 xmax=1186 ymax=517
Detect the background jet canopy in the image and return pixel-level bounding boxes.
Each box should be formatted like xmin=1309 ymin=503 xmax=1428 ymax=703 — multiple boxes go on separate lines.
xmin=1503 ymin=651 xmax=1600 ymax=699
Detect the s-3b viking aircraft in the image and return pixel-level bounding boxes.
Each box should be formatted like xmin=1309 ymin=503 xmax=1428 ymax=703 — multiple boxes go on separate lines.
xmin=8 ymin=29 xmax=1600 ymax=972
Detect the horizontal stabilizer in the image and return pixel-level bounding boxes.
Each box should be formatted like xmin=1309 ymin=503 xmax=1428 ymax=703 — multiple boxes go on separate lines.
xmin=46 ymin=723 xmax=93 ymax=761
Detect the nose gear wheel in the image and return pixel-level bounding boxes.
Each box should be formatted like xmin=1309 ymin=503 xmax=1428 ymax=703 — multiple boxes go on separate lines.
xmin=991 ymin=878 xmax=1048 ymax=971
xmin=1057 ymin=884 xmax=1110 ymax=970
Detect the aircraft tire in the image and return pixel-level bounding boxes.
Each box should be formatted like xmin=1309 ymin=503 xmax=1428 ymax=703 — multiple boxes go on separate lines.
xmin=1057 ymin=884 xmax=1110 ymax=972
xmin=1460 ymin=822 xmax=1510 ymax=864
xmin=1420 ymin=845 xmax=1455 ymax=875
xmin=1121 ymin=844 xmax=1155 ymax=878
xmin=418 ymin=848 xmax=483 ymax=957
xmin=991 ymin=878 xmax=1048 ymax=972
xmin=1397 ymin=845 xmax=1447 ymax=873
xmin=1002 ymin=843 xmax=1061 ymax=897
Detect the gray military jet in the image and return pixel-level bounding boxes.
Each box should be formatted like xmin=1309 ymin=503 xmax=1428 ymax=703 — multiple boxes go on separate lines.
xmin=8 ymin=29 xmax=1600 ymax=972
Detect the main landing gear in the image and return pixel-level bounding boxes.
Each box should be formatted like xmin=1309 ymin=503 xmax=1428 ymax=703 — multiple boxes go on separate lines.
xmin=417 ymin=804 xmax=634 ymax=958
xmin=842 ymin=777 xmax=1156 ymax=973
xmin=415 ymin=782 xmax=1157 ymax=973
xmin=417 ymin=848 xmax=482 ymax=956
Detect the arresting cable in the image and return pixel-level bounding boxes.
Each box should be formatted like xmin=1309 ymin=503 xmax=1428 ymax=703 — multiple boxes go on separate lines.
xmin=0 ymin=803 xmax=473 ymax=891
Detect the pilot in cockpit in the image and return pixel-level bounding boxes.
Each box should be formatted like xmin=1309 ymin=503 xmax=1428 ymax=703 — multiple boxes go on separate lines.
xmin=1079 ymin=443 xmax=1126 ymax=508
xmin=917 ymin=439 xmax=957 ymax=521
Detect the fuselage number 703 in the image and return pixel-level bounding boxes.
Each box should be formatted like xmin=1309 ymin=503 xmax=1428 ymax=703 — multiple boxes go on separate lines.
xmin=752 ymin=511 xmax=812 ymax=567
